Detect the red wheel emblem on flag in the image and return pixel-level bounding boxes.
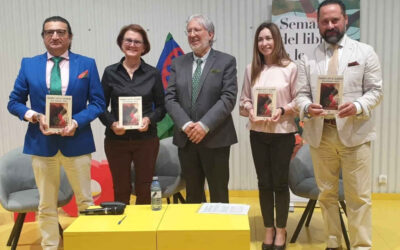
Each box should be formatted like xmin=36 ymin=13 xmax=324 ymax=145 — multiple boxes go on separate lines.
xmin=161 ymin=47 xmax=184 ymax=89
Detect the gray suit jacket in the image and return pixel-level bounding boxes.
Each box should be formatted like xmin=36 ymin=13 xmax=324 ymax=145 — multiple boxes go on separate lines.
xmin=165 ymin=49 xmax=238 ymax=148
xmin=295 ymin=35 xmax=383 ymax=148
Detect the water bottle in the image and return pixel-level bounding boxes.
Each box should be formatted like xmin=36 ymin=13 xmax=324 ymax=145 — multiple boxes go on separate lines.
xmin=151 ymin=176 xmax=162 ymax=211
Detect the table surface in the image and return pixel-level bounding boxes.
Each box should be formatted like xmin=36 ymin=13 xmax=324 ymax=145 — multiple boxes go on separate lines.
xmin=158 ymin=204 xmax=250 ymax=231
xmin=64 ymin=205 xmax=167 ymax=234
xmin=65 ymin=204 xmax=250 ymax=234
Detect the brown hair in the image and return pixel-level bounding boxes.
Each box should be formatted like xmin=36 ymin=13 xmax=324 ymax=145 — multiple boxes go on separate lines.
xmin=116 ymin=24 xmax=150 ymax=55
xmin=251 ymin=22 xmax=291 ymax=86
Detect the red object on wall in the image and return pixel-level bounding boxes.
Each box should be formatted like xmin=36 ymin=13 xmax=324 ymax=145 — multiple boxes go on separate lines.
xmin=62 ymin=160 xmax=114 ymax=217
xmin=13 ymin=212 xmax=35 ymax=222
xmin=92 ymin=160 xmax=114 ymax=204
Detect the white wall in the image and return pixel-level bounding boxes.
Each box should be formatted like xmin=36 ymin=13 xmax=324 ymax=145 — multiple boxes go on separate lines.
xmin=0 ymin=0 xmax=398 ymax=192
xmin=361 ymin=0 xmax=400 ymax=193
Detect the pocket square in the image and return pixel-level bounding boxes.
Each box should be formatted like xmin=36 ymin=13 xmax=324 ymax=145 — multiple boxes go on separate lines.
xmin=348 ymin=61 xmax=359 ymax=67
xmin=78 ymin=70 xmax=89 ymax=79
xmin=211 ymin=69 xmax=221 ymax=73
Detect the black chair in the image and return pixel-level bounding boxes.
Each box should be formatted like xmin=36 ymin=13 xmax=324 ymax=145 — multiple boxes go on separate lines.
xmin=0 ymin=147 xmax=74 ymax=250
xmin=288 ymin=144 xmax=350 ymax=250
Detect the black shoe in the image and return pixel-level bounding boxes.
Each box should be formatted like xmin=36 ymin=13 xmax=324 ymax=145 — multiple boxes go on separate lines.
xmin=273 ymin=231 xmax=286 ymax=250
xmin=262 ymin=242 xmax=274 ymax=250
xmin=325 ymin=247 xmax=342 ymax=250
xmin=272 ymin=243 xmax=286 ymax=250
xmin=262 ymin=227 xmax=275 ymax=250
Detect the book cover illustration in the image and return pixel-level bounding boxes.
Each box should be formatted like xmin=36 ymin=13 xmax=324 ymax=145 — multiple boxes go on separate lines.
xmin=45 ymin=95 xmax=72 ymax=132
xmin=317 ymin=75 xmax=343 ymax=114
xmin=254 ymin=87 xmax=277 ymax=118
xmin=118 ymin=96 xmax=142 ymax=129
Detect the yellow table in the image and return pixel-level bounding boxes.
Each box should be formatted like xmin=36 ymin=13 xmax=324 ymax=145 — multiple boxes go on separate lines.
xmin=157 ymin=204 xmax=250 ymax=250
xmin=64 ymin=205 xmax=166 ymax=250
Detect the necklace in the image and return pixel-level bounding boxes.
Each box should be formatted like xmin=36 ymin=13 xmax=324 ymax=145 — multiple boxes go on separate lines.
xmin=123 ymin=60 xmax=140 ymax=79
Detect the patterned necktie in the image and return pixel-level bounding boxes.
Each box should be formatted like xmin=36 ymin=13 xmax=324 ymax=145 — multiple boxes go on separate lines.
xmin=191 ymin=58 xmax=203 ymax=108
xmin=50 ymin=57 xmax=63 ymax=95
xmin=327 ymin=44 xmax=339 ymax=75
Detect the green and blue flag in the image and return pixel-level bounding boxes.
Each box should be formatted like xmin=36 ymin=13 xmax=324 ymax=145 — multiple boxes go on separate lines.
xmin=156 ymin=33 xmax=184 ymax=139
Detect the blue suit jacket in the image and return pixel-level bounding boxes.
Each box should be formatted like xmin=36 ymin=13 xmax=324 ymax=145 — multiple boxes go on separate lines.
xmin=8 ymin=51 xmax=106 ymax=157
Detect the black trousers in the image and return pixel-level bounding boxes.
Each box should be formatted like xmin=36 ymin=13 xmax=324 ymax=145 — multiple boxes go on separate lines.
xmin=104 ymin=137 xmax=159 ymax=205
xmin=250 ymin=131 xmax=295 ymax=228
xmin=178 ymin=142 xmax=230 ymax=203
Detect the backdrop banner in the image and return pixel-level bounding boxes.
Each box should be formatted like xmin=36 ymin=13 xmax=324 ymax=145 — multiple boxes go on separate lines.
xmin=272 ymin=0 xmax=360 ymax=61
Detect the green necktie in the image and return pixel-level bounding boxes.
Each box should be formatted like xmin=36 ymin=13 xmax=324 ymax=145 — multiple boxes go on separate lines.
xmin=191 ymin=59 xmax=203 ymax=108
xmin=50 ymin=57 xmax=63 ymax=95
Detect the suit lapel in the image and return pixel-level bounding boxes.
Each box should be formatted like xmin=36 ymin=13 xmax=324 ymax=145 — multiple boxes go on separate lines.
xmin=339 ymin=37 xmax=353 ymax=75
xmin=196 ymin=49 xmax=215 ymax=97
xmin=185 ymin=53 xmax=194 ymax=98
xmin=315 ymin=44 xmax=326 ymax=75
xmin=66 ymin=52 xmax=78 ymax=95
xmin=38 ymin=53 xmax=49 ymax=95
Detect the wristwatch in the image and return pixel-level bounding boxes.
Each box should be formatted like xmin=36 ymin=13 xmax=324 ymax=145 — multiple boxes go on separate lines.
xmin=278 ymin=107 xmax=285 ymax=116
xmin=304 ymin=104 xmax=312 ymax=118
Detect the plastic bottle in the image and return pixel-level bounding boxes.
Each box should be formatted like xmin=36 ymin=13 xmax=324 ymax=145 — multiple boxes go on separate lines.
xmin=151 ymin=176 xmax=162 ymax=211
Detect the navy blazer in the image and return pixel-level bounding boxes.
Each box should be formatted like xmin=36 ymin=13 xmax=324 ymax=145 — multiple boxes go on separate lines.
xmin=8 ymin=51 xmax=105 ymax=157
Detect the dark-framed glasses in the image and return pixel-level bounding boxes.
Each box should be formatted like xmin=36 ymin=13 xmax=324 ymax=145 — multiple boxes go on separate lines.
xmin=43 ymin=29 xmax=68 ymax=37
xmin=123 ymin=39 xmax=143 ymax=46
xmin=185 ymin=28 xmax=204 ymax=36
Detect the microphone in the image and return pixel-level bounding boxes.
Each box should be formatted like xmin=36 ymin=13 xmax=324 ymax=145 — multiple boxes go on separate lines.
xmin=80 ymin=206 xmax=125 ymax=215
xmin=100 ymin=201 xmax=126 ymax=209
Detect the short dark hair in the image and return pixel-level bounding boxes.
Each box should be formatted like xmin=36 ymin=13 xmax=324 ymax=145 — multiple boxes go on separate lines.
xmin=116 ymin=24 xmax=150 ymax=55
xmin=41 ymin=16 xmax=73 ymax=37
xmin=317 ymin=0 xmax=346 ymax=20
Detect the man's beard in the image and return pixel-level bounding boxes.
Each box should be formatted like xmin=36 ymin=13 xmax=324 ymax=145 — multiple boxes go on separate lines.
xmin=321 ymin=28 xmax=345 ymax=44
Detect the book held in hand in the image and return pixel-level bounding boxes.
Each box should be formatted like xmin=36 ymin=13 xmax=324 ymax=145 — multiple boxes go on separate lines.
xmin=253 ymin=87 xmax=276 ymax=118
xmin=45 ymin=95 xmax=72 ymax=133
xmin=317 ymin=75 xmax=343 ymax=115
xmin=118 ymin=96 xmax=142 ymax=130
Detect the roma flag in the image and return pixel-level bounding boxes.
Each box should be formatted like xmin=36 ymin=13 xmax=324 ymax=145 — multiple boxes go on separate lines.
xmin=156 ymin=33 xmax=184 ymax=139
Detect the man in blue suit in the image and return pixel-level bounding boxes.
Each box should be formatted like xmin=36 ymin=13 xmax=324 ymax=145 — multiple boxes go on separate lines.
xmin=8 ymin=16 xmax=105 ymax=250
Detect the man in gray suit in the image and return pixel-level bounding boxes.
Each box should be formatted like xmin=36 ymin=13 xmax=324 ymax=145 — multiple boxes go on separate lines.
xmin=165 ymin=14 xmax=237 ymax=203
xmin=296 ymin=1 xmax=383 ymax=249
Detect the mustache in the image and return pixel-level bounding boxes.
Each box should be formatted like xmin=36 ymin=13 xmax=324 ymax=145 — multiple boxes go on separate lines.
xmin=325 ymin=28 xmax=340 ymax=35
xmin=322 ymin=28 xmax=345 ymax=44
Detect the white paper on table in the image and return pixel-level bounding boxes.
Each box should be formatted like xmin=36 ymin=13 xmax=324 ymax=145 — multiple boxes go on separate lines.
xmin=198 ymin=203 xmax=250 ymax=215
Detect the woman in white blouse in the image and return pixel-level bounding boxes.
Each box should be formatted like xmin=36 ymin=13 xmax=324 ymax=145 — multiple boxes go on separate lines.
xmin=239 ymin=22 xmax=298 ymax=250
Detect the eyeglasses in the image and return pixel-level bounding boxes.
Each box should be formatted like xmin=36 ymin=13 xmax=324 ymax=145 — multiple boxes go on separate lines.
xmin=185 ymin=28 xmax=204 ymax=36
xmin=43 ymin=29 xmax=68 ymax=37
xmin=123 ymin=39 xmax=143 ymax=46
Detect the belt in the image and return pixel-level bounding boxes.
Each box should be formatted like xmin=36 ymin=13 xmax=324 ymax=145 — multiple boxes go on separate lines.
xmin=324 ymin=119 xmax=336 ymax=126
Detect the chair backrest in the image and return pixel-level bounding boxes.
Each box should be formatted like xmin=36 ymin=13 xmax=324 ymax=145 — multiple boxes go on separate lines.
xmin=289 ymin=144 xmax=345 ymax=201
xmin=288 ymin=144 xmax=315 ymax=191
xmin=131 ymin=137 xmax=185 ymax=197
xmin=0 ymin=147 xmax=73 ymax=212
xmin=154 ymin=137 xmax=181 ymax=177
xmin=0 ymin=147 xmax=37 ymax=205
